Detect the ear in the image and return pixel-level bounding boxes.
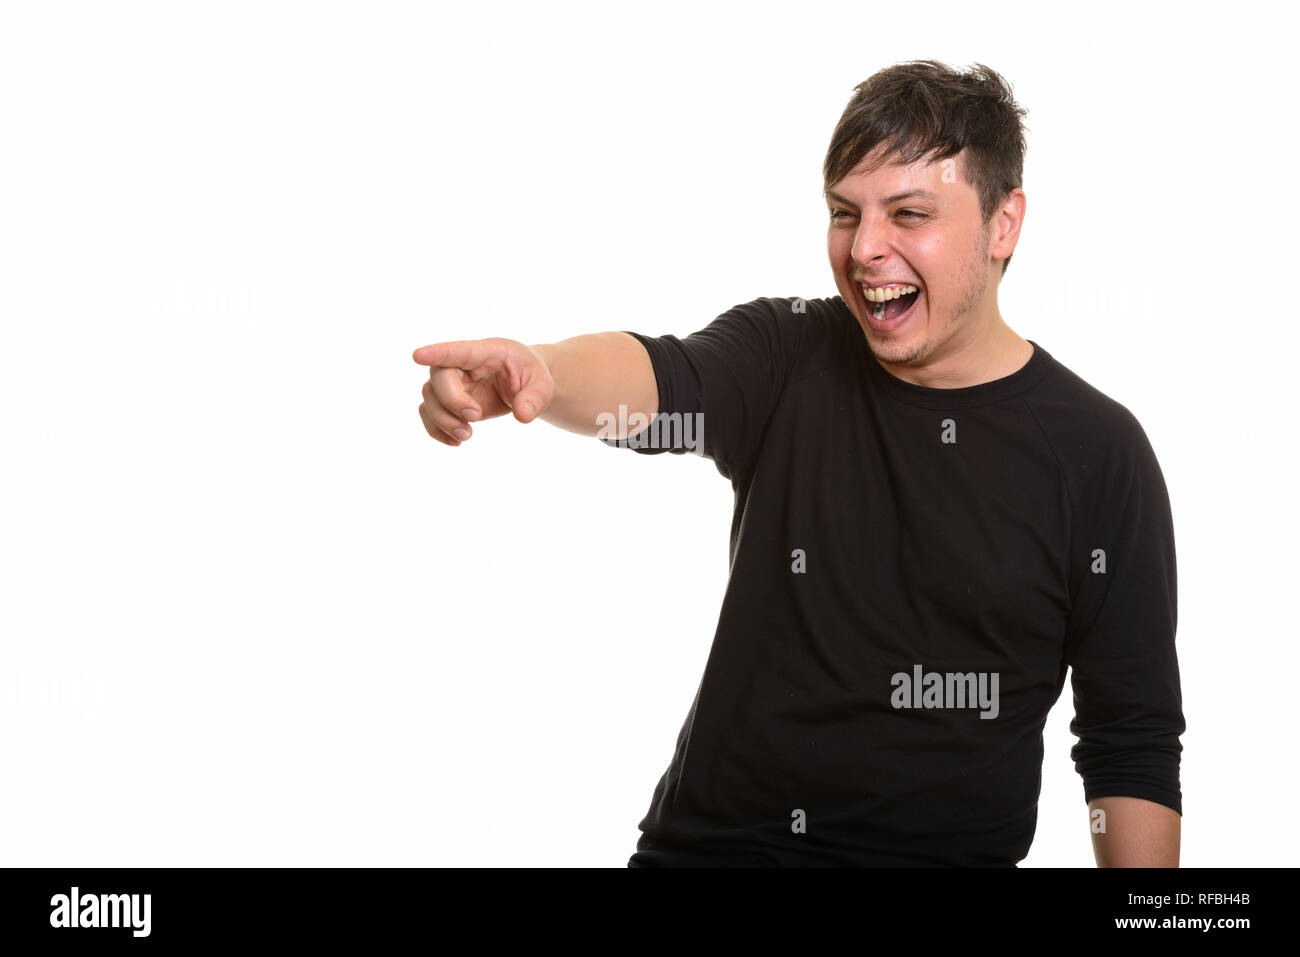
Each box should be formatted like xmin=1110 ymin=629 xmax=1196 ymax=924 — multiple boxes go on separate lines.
xmin=990 ymin=188 xmax=1026 ymax=268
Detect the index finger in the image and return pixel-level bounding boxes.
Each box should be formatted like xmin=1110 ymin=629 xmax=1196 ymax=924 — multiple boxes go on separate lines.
xmin=412 ymin=339 xmax=501 ymax=370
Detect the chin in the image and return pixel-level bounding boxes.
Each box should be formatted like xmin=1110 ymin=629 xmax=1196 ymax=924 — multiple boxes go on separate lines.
xmin=864 ymin=326 xmax=931 ymax=365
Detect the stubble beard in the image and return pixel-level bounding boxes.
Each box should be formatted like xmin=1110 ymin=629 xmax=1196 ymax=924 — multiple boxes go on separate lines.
xmin=865 ymin=226 xmax=991 ymax=368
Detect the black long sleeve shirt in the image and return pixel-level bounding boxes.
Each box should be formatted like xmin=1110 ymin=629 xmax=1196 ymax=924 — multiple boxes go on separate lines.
xmin=603 ymin=294 xmax=1185 ymax=867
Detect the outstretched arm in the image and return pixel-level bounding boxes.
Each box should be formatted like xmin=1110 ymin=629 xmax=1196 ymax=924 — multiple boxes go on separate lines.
xmin=530 ymin=333 xmax=657 ymax=437
xmin=412 ymin=332 xmax=656 ymax=445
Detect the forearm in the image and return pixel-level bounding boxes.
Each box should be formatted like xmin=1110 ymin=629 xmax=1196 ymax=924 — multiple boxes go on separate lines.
xmin=529 ymin=333 xmax=657 ymax=438
xmin=1088 ymin=796 xmax=1181 ymax=867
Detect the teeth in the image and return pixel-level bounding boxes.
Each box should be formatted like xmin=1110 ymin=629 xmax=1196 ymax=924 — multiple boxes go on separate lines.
xmin=860 ymin=284 xmax=918 ymax=302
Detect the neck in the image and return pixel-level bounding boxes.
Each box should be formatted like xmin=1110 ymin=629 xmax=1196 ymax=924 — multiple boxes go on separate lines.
xmin=878 ymin=310 xmax=1032 ymax=389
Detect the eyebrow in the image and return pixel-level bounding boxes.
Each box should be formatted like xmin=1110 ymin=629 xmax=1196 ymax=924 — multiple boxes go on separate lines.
xmin=824 ymin=188 xmax=940 ymax=207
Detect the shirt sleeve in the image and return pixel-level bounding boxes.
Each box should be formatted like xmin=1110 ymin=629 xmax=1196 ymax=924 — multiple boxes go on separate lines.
xmin=1064 ymin=408 xmax=1186 ymax=815
xmin=599 ymin=296 xmax=809 ymax=483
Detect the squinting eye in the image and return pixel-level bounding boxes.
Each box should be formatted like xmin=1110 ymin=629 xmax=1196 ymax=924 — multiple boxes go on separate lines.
xmin=897 ymin=210 xmax=925 ymax=219
xmin=830 ymin=209 xmax=855 ymax=221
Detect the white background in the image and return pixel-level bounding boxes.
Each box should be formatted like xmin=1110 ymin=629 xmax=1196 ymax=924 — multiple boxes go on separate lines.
xmin=1 ymin=0 xmax=1295 ymax=867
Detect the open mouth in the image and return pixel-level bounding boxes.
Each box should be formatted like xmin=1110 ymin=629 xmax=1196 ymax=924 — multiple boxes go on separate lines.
xmin=860 ymin=284 xmax=921 ymax=328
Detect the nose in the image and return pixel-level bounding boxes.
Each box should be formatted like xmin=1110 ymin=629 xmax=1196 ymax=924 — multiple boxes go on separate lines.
xmin=850 ymin=214 xmax=891 ymax=268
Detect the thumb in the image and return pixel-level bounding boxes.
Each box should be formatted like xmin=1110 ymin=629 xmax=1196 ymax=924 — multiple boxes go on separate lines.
xmin=510 ymin=387 xmax=547 ymax=424
xmin=506 ymin=347 xmax=553 ymax=423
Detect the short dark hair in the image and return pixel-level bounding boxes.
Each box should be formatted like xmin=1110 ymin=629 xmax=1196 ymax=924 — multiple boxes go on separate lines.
xmin=823 ymin=60 xmax=1028 ymax=276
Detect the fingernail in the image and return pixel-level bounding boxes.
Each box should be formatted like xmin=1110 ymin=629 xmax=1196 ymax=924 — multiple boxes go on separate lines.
xmin=453 ymin=428 xmax=471 ymax=440
xmin=522 ymin=402 xmax=535 ymax=417
xmin=461 ymin=408 xmax=479 ymax=421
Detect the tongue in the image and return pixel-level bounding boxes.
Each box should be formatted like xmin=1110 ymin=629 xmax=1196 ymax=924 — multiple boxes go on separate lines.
xmin=882 ymin=291 xmax=916 ymax=321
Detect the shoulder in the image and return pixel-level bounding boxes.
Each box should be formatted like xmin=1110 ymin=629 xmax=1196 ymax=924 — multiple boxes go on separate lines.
xmin=713 ymin=294 xmax=845 ymax=332
xmin=700 ymin=294 xmax=852 ymax=381
xmin=1027 ymin=351 xmax=1154 ymax=454
xmin=1024 ymin=350 xmax=1166 ymax=503
xmin=767 ymin=294 xmax=856 ymax=375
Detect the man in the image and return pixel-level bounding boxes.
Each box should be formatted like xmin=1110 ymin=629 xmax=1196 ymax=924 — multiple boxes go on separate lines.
xmin=413 ymin=60 xmax=1185 ymax=867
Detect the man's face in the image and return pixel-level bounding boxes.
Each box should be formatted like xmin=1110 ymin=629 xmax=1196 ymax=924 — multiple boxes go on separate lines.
xmin=826 ymin=146 xmax=1009 ymax=376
